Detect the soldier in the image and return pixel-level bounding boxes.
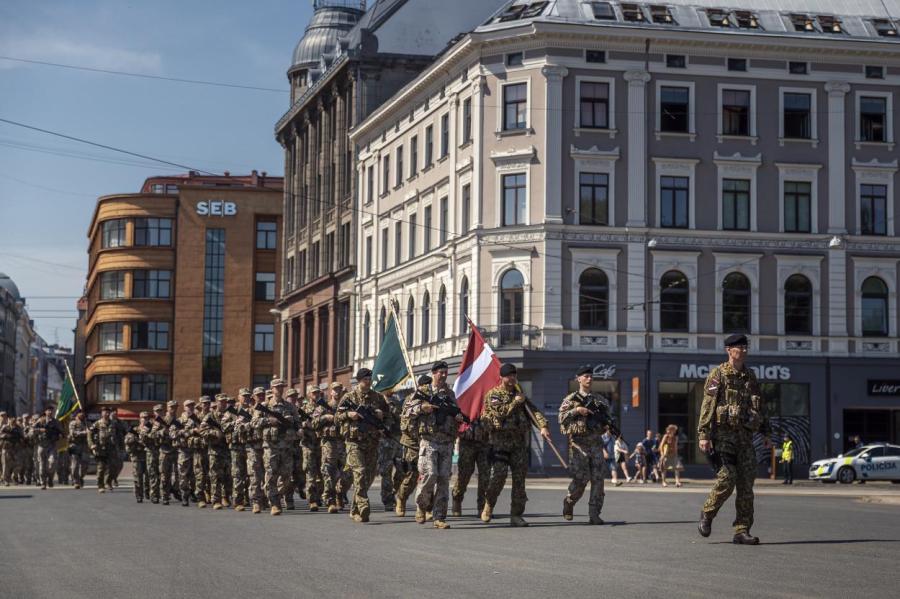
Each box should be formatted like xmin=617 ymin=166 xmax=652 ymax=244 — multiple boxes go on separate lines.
xmin=33 ymin=407 xmax=64 ymax=489
xmin=194 ymin=396 xmax=213 ymax=506
xmin=394 ymin=376 xmax=429 ymax=517
xmin=698 ymin=334 xmax=771 ymax=545
xmin=124 ymin=413 xmax=149 ymax=503
xmin=559 ymin=365 xmax=614 ymax=525
xmin=337 ymin=368 xmax=393 ymax=523
xmin=299 ymin=385 xmax=323 ymax=511
xmin=202 ymin=394 xmax=230 ymax=510
xmin=254 ymin=377 xmax=301 ymax=515
xmin=23 ymin=415 xmax=38 ymax=485
xmin=142 ymin=404 xmax=163 ymax=503
xmin=284 ymin=388 xmax=305 ymax=510
xmin=161 ymin=400 xmax=180 ymax=502
xmin=451 ymin=413 xmax=490 ymax=518
xmin=88 ymin=406 xmax=116 ymax=493
xmin=0 ymin=412 xmax=21 ymax=485
xmin=311 ymin=382 xmax=346 ymax=514
xmin=377 ymin=391 xmax=404 ymax=512
xmin=407 ymin=361 xmax=463 ymax=529
xmin=246 ymin=387 xmax=268 ymax=514
xmin=171 ymin=398 xmax=197 ymax=506
xmin=222 ymin=393 xmax=248 ymax=511
xmin=481 ymin=363 xmax=551 ymax=527
xmin=67 ymin=412 xmax=89 ymax=489
xmin=108 ymin=410 xmax=127 ymax=487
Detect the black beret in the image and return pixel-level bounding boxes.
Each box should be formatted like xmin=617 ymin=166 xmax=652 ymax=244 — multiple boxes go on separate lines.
xmin=355 ymin=368 xmax=373 ymax=380
xmin=431 ymin=360 xmax=449 ymax=372
xmin=499 ymin=363 xmax=517 ymax=377
xmin=724 ymin=334 xmax=748 ymax=347
xmin=576 ymin=365 xmax=593 ymax=377
xmin=417 ymin=374 xmax=432 ymax=386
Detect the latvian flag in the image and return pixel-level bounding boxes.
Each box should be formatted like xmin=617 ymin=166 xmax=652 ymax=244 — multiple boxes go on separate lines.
xmin=452 ymin=318 xmax=501 ymax=425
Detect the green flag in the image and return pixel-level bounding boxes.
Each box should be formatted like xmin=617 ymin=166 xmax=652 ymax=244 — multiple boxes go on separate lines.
xmin=55 ymin=366 xmax=79 ymax=421
xmin=372 ymin=312 xmax=410 ymax=393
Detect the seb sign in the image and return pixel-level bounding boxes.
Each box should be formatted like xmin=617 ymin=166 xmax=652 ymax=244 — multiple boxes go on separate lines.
xmin=679 ymin=363 xmax=792 ymax=381
xmin=196 ymin=200 xmax=237 ymax=216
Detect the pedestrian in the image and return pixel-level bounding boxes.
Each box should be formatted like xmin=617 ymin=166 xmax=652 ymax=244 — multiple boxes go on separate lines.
xmin=88 ymin=406 xmax=116 ymax=493
xmin=0 ymin=412 xmax=21 ymax=486
xmin=124 ymin=414 xmax=148 ymax=503
xmin=697 ymin=333 xmax=771 ymax=545
xmin=108 ymin=410 xmax=127 ymax=488
xmin=193 ymin=397 xmax=213 ymax=506
xmin=614 ymin=435 xmax=631 ymax=483
xmin=285 ymin=388 xmax=306 ymax=509
xmin=630 ymin=442 xmax=648 ymax=483
xmin=376 ymin=392 xmax=403 ymax=513
xmin=246 ymin=387 xmax=268 ymax=513
xmin=256 ymin=378 xmax=300 ymax=516
xmin=781 ymin=435 xmax=794 ymax=485
xmin=639 ymin=430 xmax=658 ymax=483
xmin=223 ymin=392 xmax=250 ymax=511
xmin=481 ymin=363 xmax=551 ymax=527
xmin=161 ymin=400 xmax=181 ymax=503
xmin=659 ymin=425 xmax=684 ymax=487
xmin=602 ymin=430 xmax=618 ymax=485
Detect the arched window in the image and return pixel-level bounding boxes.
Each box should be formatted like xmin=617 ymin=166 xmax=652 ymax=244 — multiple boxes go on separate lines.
xmin=862 ymin=276 xmax=889 ymax=337
xmin=722 ymin=272 xmax=751 ymax=333
xmin=578 ymin=268 xmax=609 ymax=330
xmin=499 ymin=268 xmax=524 ymax=345
xmin=660 ymin=270 xmax=689 ymax=332
xmin=437 ymin=285 xmax=447 ymax=340
xmin=406 ymin=297 xmax=415 ymax=347
xmin=459 ymin=277 xmax=469 ymax=335
xmin=422 ymin=291 xmax=431 ymax=345
xmin=379 ymin=306 xmax=387 ymax=344
xmin=363 ymin=311 xmax=371 ymax=356
xmin=784 ymin=275 xmax=812 ymax=335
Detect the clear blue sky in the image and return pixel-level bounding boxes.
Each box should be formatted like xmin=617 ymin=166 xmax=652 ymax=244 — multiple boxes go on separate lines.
xmin=0 ymin=0 xmax=312 ymax=347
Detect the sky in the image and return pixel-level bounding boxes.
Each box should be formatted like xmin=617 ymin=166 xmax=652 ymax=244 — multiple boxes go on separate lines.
xmin=0 ymin=0 xmax=312 ymax=347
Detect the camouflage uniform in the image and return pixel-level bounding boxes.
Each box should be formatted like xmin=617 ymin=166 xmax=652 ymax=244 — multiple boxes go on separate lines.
xmin=311 ymin=397 xmax=346 ymax=510
xmin=160 ymin=407 xmax=180 ymax=501
xmin=254 ymin=394 xmax=300 ymax=514
xmin=482 ymin=385 xmax=548 ymax=519
xmin=0 ymin=415 xmax=21 ymax=485
xmin=67 ymin=417 xmax=89 ymax=488
xmin=377 ymin=394 xmax=404 ymax=510
xmin=124 ymin=422 xmax=147 ymax=501
xmin=337 ymin=385 xmax=392 ymax=522
xmin=21 ymin=417 xmax=36 ymax=485
xmin=201 ymin=403 xmax=229 ymax=508
xmin=171 ymin=405 xmax=198 ymax=506
xmin=223 ymin=401 xmax=250 ymax=510
xmin=246 ymin=390 xmax=268 ymax=512
xmin=33 ymin=415 xmax=63 ymax=488
xmin=395 ymin=395 xmax=420 ymax=514
xmin=299 ymin=393 xmax=323 ymax=508
xmin=699 ymin=362 xmax=769 ymax=535
xmin=452 ymin=420 xmax=491 ymax=515
xmin=408 ymin=383 xmax=460 ymax=524
xmin=139 ymin=417 xmax=160 ymax=500
xmin=88 ymin=416 xmax=116 ymax=491
xmin=559 ymin=390 xmax=611 ymax=523
xmin=193 ymin=403 xmax=212 ymax=503
xmin=108 ymin=415 xmax=127 ymax=486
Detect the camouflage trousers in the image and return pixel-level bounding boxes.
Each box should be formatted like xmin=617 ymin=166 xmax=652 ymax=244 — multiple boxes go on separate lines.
xmin=377 ymin=438 xmax=403 ymax=507
xmin=346 ymin=440 xmax=379 ymax=517
xmin=291 ymin=446 xmax=304 ymax=504
xmin=264 ymin=446 xmax=294 ymax=507
xmin=395 ymin=446 xmax=419 ymax=507
xmin=702 ymin=440 xmax=757 ymax=534
xmin=194 ymin=449 xmax=210 ymax=502
xmin=56 ymin=452 xmax=70 ymax=484
xmin=130 ymin=457 xmax=146 ymax=499
xmin=320 ymin=439 xmax=348 ymax=506
xmin=176 ymin=449 xmax=193 ymax=498
xmin=146 ymin=448 xmax=160 ymax=499
xmin=69 ymin=449 xmax=87 ymax=487
xmin=109 ymin=450 xmax=123 ymax=483
xmin=36 ymin=444 xmax=56 ymax=486
xmin=485 ymin=442 xmax=529 ymax=517
xmin=246 ymin=445 xmax=265 ymax=507
xmin=21 ymin=446 xmax=35 ymax=482
xmin=452 ymin=439 xmax=490 ymax=512
xmin=415 ymin=439 xmax=454 ymax=521
xmin=302 ymin=445 xmax=322 ymax=504
xmin=208 ymin=447 xmax=229 ymax=504
xmin=160 ymin=450 xmax=177 ymax=500
xmin=230 ymin=446 xmax=248 ymax=507
xmin=1 ymin=447 xmax=14 ymax=483
xmin=566 ymin=440 xmax=607 ymax=517
xmin=95 ymin=450 xmax=113 ymax=490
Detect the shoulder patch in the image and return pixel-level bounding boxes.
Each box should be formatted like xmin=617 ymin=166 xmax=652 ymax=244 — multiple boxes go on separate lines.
xmin=706 ymin=377 xmax=720 ymax=396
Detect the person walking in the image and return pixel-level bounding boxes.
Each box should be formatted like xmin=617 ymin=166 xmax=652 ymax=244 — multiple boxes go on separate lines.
xmin=659 ymin=424 xmax=683 ymax=487
xmin=602 ymin=430 xmax=618 ymax=485
xmin=614 ymin=435 xmax=631 ymax=483
xmin=781 ymin=435 xmax=794 ymax=485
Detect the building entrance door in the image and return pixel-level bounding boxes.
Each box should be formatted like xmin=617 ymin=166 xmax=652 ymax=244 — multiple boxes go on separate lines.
xmin=843 ymin=409 xmax=897 ymax=451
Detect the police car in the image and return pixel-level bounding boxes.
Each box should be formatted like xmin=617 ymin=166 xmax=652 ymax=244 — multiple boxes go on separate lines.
xmin=809 ymin=443 xmax=900 ymax=484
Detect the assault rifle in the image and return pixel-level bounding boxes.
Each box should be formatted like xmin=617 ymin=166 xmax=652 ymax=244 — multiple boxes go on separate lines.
xmin=202 ymin=413 xmax=224 ymax=432
xmin=415 ymin=388 xmax=471 ymax=426
xmin=254 ymin=403 xmax=297 ymax=431
xmin=582 ymin=394 xmax=621 ymax=438
xmin=226 ymin=406 xmax=253 ymax=421
xmin=342 ymin=398 xmax=392 ymax=438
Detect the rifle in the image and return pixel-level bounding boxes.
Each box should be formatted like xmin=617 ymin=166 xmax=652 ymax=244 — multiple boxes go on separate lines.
xmin=342 ymin=398 xmax=392 ymax=438
xmin=255 ymin=403 xmax=296 ymax=431
xmin=226 ymin=406 xmax=253 ymax=421
xmin=203 ymin=412 xmax=224 ymax=432
xmin=416 ymin=388 xmax=471 ymax=425
xmin=582 ymin=394 xmax=621 ymax=438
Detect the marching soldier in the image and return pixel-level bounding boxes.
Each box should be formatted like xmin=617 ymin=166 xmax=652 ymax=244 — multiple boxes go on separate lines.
xmin=172 ymin=398 xmax=198 ymax=507
xmin=202 ymin=394 xmax=230 ymax=510
xmin=255 ymin=377 xmax=300 ymax=515
xmin=67 ymin=412 xmax=89 ymax=489
xmin=124 ymin=413 xmax=149 ymax=503
xmin=22 ymin=415 xmax=37 ymax=485
xmin=246 ymin=387 xmax=268 ymax=514
xmin=0 ymin=412 xmax=20 ymax=485
xmin=394 ymin=376 xmax=429 ymax=517
xmin=377 ymin=392 xmax=404 ymax=512
xmin=336 ymin=368 xmax=393 ymax=523
xmin=311 ymin=382 xmax=347 ymax=514
xmin=451 ymin=415 xmax=490 ymax=518
xmin=88 ymin=406 xmax=116 ymax=493
xmin=224 ymin=392 xmax=251 ymax=511
xmin=299 ymin=385 xmax=323 ymax=511
xmin=559 ymin=365 xmax=613 ymax=525
xmin=161 ymin=400 xmax=181 ymax=502
xmin=108 ymin=410 xmax=127 ymax=488
xmin=33 ymin=407 xmax=64 ymax=489
xmin=481 ymin=363 xmax=551 ymax=527
xmin=698 ymin=334 xmax=771 ymax=545
xmin=194 ymin=396 xmax=212 ymax=506
xmin=142 ymin=404 xmax=163 ymax=502
xmin=284 ymin=388 xmax=304 ymax=510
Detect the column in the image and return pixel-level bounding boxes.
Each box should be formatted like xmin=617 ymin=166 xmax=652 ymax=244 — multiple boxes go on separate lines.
xmin=542 ymin=237 xmax=564 ymax=349
xmin=626 ymin=242 xmax=647 ymax=349
xmin=542 ymin=65 xmax=568 ymax=224
xmin=624 ymin=70 xmax=651 ymax=227
xmin=825 ymin=81 xmax=850 ymax=234
xmin=828 ymin=249 xmax=849 ymax=354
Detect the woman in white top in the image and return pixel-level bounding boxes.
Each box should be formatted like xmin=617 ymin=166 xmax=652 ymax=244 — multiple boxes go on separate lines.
xmin=614 ymin=435 xmax=632 ymax=484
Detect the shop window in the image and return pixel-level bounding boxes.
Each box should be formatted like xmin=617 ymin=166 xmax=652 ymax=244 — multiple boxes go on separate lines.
xmin=861 ymin=276 xmax=889 ymax=336
xmin=578 ymin=268 xmax=609 ymax=330
xmin=657 ymin=381 xmax=701 ymax=463
xmin=659 ymin=270 xmax=689 ymax=332
xmin=722 ymin=272 xmax=751 ymax=333
xmin=760 ymin=383 xmax=811 ymax=464
xmin=499 ymin=269 xmax=524 ymax=346
xmin=784 ymin=275 xmax=812 ymax=335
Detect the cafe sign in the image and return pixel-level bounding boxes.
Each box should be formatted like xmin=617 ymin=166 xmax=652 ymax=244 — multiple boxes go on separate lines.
xmin=868 ymin=380 xmax=900 ymax=396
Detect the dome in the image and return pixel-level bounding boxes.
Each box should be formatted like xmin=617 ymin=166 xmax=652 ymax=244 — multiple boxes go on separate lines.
xmin=289 ymin=2 xmax=364 ymax=74
xmin=0 ymin=273 xmax=21 ymax=301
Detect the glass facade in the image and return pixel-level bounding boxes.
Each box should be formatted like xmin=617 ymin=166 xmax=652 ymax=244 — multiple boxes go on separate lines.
xmin=201 ymin=229 xmax=225 ymax=395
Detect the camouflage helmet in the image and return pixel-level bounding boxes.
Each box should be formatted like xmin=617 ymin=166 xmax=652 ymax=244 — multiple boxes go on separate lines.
xmin=238 ymin=388 xmax=252 ymax=397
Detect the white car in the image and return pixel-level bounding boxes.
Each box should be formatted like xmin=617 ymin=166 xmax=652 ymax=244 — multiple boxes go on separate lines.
xmin=809 ymin=444 xmax=900 ymax=484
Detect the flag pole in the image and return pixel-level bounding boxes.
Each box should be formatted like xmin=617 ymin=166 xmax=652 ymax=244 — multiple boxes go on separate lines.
xmin=64 ymin=361 xmax=83 ymax=412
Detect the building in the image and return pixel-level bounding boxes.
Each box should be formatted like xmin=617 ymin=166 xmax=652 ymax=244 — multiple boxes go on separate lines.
xmin=82 ymin=171 xmax=282 ymax=416
xmin=274 ymin=0 xmax=507 ymax=391
xmin=351 ymin=0 xmax=900 ymax=472
xmin=0 ymin=273 xmax=23 ymax=414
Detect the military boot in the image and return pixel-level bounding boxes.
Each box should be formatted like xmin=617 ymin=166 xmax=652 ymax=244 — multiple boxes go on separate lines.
xmin=510 ymin=515 xmax=529 ymax=527
xmin=351 ymin=514 xmax=363 ymax=523
xmin=451 ymin=497 xmax=462 ymax=517
xmin=588 ymin=513 xmax=604 ymax=525
xmin=563 ymin=498 xmax=574 ymax=521
xmin=212 ymin=502 xmax=223 ymax=510
xmin=270 ymin=505 xmax=282 ymax=516
xmin=221 ymin=498 xmax=230 ymax=508
xmin=732 ymin=532 xmax=760 ymax=545
xmin=480 ymin=504 xmax=493 ymax=523
xmin=433 ymin=520 xmax=451 ymax=529
xmin=234 ymin=504 xmax=245 ymax=512
xmin=197 ymin=499 xmax=207 ymax=509
xmin=395 ymin=502 xmax=406 ymax=517
xmin=328 ymin=504 xmax=339 ymax=514
xmin=360 ymin=505 xmax=371 ymax=523
xmin=136 ymin=496 xmax=143 ymax=503
xmin=182 ymin=496 xmax=189 ymax=507
xmin=162 ymin=498 xmax=170 ymax=506
xmin=415 ymin=507 xmax=426 ymax=524
xmin=698 ymin=513 xmax=712 ymax=537
xmin=309 ymin=502 xmax=319 ymax=512
xmin=252 ymin=504 xmax=261 ymax=514
xmin=425 ymin=511 xmax=433 ymax=522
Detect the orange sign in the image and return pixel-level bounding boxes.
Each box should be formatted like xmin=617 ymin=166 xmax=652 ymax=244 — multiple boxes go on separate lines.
xmin=631 ymin=377 xmax=640 ymax=408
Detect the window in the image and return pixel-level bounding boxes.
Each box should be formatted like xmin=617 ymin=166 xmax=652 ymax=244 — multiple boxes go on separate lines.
xmin=422 ymin=291 xmax=430 ymax=345
xmin=585 ymin=50 xmax=606 ymax=63
xmin=579 ymin=173 xmax=609 ymax=225
xmin=506 ymin=52 xmax=523 ymax=67
xmin=131 ymin=321 xmax=169 ymax=350
xmin=256 ymin=221 xmax=277 ymax=249
xmin=366 ymin=165 xmax=374 ymax=203
xmin=865 ymin=65 xmax=885 ymax=79
xmin=150 ymin=184 xmax=164 ymax=194
xmin=722 ymin=272 xmax=751 ymax=333
xmin=134 ymin=218 xmax=173 ymax=247
xmin=365 ymin=235 xmax=373 ymax=276
xmin=788 ymin=61 xmax=808 ymax=75
xmin=298 ymin=249 xmax=307 ymax=285
xmin=311 ymin=241 xmax=320 ymax=279
xmin=590 ymin=2 xmax=615 ymax=20
xmin=861 ymin=277 xmax=889 ymax=336
xmin=783 ymin=92 xmax=812 ymax=139
xmin=101 ymin=219 xmax=127 ymax=249
xmin=97 ymin=375 xmax=121 ymax=402
xmin=439 ymin=197 xmax=448 ymax=245
xmin=722 ymin=89 xmax=751 ymax=136
xmin=784 ymin=182 xmax=812 ymax=233
xmin=734 ymin=11 xmax=759 ymax=29
xmin=722 ymin=179 xmax=750 ymax=231
xmin=459 ymin=277 xmax=469 ymax=335
xmin=201 ymin=229 xmax=225 ymax=395
xmin=382 ymin=154 xmax=390 ymax=194
xmin=860 ymin=96 xmax=887 ymax=142
xmin=303 ymin=314 xmax=314 ymax=373
xmin=425 ymin=126 xmax=434 ymax=166
xmin=622 ymin=3 xmax=644 ymax=22
xmin=873 ymin=19 xmax=898 ymax=37
xmin=860 ymin=184 xmax=888 ymax=236
xmin=790 ymin=14 xmax=815 ymax=33
xmin=130 ymin=374 xmax=168 ymax=402
xmin=98 ymin=322 xmax=124 ymax=352
xmin=707 ymin=9 xmax=730 ymax=27
xmin=650 ymin=4 xmax=675 ymax=24
xmin=579 ymin=81 xmax=609 ymax=129
xmin=363 ymin=311 xmax=371 ymax=357
xmin=818 ymin=15 xmax=843 ymax=34
xmin=285 ymin=256 xmax=294 ymax=292
xmin=660 ymin=176 xmax=689 ymax=228
xmin=335 ymin=301 xmax=350 ymax=367
xmin=424 ymin=205 xmax=432 ymax=251
xmin=99 ymin=271 xmax=126 ymax=300
xmin=660 ymin=271 xmax=689 ymax=332
xmin=499 ymin=269 xmax=524 ymax=345
xmin=396 ymin=146 xmax=404 ymax=187
xmin=339 ymin=222 xmax=351 ymax=269
xmin=440 ymin=113 xmax=449 ymax=158
xmin=461 ymin=99 xmax=472 ymax=145
xmin=784 ymin=275 xmax=812 ymax=335
xmin=579 ymin=269 xmax=609 ymax=330
xmin=254 ymin=323 xmax=275 ymax=352
xmin=394 ymin=222 xmax=402 ymax=265
xmin=660 ymin=86 xmax=689 ymax=132
xmin=410 ymin=136 xmax=419 ymax=177
xmin=381 ymin=228 xmax=389 ymax=269
xmin=132 ymin=270 xmax=171 ymax=298
xmin=406 ymin=297 xmax=415 ymax=347
xmin=255 ymin=272 xmax=275 ymax=301
xmin=437 ymin=286 xmax=447 ymax=340
xmin=461 ymin=184 xmax=471 ymax=235
xmin=502 ymin=173 xmax=527 ymax=226
xmin=409 ymin=214 xmax=417 ymax=258
xmin=503 ymin=83 xmax=528 ymax=130
xmin=324 ymin=232 xmax=335 ymax=272
xmin=665 ymin=54 xmax=686 ymax=68
xmin=727 ymin=58 xmax=747 ymax=72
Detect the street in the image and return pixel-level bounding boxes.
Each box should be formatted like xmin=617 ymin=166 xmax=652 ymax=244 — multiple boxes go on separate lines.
xmin=1 ymin=477 xmax=898 ymax=599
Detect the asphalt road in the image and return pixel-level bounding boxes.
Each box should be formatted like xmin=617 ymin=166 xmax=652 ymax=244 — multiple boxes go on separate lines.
xmin=1 ymin=479 xmax=897 ymax=599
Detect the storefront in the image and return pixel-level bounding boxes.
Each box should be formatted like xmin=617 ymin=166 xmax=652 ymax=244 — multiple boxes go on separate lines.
xmin=829 ymin=359 xmax=900 ymax=452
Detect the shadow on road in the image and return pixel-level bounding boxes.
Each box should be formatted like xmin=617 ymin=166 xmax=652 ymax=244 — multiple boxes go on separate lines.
xmin=709 ymin=539 xmax=900 ymax=545
xmin=0 ymin=495 xmax=34 ymax=500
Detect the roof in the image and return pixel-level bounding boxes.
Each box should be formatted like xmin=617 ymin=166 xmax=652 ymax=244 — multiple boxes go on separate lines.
xmin=0 ymin=273 xmax=21 ymax=302
xmin=290 ymin=2 xmax=365 ymax=74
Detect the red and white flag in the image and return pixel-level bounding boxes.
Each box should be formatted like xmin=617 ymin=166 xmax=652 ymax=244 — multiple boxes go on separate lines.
xmin=453 ymin=318 xmax=501 ymax=423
